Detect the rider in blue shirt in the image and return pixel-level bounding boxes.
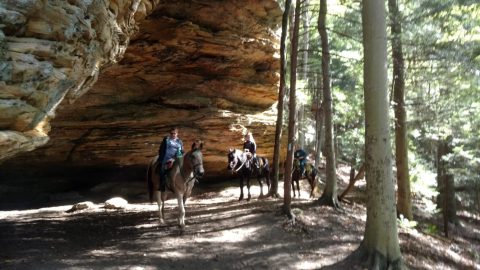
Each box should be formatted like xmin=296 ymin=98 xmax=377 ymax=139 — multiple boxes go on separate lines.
xmin=158 ymin=127 xmax=183 ymax=192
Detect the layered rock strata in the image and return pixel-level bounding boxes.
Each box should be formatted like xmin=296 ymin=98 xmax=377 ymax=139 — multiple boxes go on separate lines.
xmin=0 ymin=0 xmax=283 ymax=180
xmin=1 ymin=0 xmax=161 ymax=161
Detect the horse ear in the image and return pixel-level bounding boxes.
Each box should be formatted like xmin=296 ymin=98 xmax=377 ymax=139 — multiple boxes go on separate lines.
xmin=228 ymin=148 xmax=233 ymax=152
xmin=192 ymin=140 xmax=203 ymax=151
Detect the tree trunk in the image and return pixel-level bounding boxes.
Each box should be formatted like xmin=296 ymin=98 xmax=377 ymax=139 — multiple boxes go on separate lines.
xmin=297 ymin=0 xmax=309 ymax=150
xmin=270 ymin=0 xmax=292 ymax=198
xmin=317 ymin=0 xmax=339 ymax=208
xmin=436 ymin=138 xmax=457 ymax=228
xmin=389 ymin=0 xmax=412 ymax=220
xmin=283 ymin=0 xmax=301 ymax=218
xmin=298 ymin=106 xmax=305 ymax=148
xmin=314 ymin=73 xmax=324 ymax=169
xmin=351 ymin=0 xmax=404 ymax=268
xmin=301 ymin=0 xmax=309 ymax=82
xmin=339 ymin=163 xmax=365 ymax=202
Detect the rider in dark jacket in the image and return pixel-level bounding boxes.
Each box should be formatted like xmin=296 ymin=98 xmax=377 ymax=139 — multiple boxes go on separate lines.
xmin=243 ymin=132 xmax=259 ymax=168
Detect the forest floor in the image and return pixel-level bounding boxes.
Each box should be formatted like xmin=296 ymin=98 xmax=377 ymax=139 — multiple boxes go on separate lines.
xmin=0 ymin=166 xmax=479 ymax=270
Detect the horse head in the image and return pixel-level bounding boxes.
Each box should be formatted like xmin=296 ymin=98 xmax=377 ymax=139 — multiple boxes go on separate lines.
xmin=227 ymin=148 xmax=239 ymax=170
xmin=187 ymin=140 xmax=204 ymax=179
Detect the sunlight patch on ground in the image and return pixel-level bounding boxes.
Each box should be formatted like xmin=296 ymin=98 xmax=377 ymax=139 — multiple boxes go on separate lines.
xmin=89 ymin=249 xmax=117 ymax=256
xmin=218 ymin=186 xmax=243 ymax=198
xmin=0 ymin=205 xmax=71 ymax=219
xmin=294 ymin=260 xmax=319 ymax=270
xmin=135 ymin=223 xmax=159 ymax=229
xmin=195 ymin=226 xmax=262 ymax=243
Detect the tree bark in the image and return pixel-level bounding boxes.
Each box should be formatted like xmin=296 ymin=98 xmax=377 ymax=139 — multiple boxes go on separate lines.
xmin=297 ymin=0 xmax=309 ymax=149
xmin=317 ymin=0 xmax=339 ymax=208
xmin=314 ymin=74 xmax=324 ymax=169
xmin=436 ymin=138 xmax=457 ymax=228
xmin=283 ymin=0 xmax=301 ymax=218
xmin=270 ymin=0 xmax=292 ymax=199
xmin=338 ymin=163 xmax=365 ymax=201
xmin=389 ymin=0 xmax=412 ymax=220
xmin=351 ymin=0 xmax=404 ymax=268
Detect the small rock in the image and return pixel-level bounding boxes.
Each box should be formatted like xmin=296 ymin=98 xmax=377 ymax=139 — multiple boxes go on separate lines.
xmin=66 ymin=201 xmax=95 ymax=213
xmin=104 ymin=197 xmax=128 ymax=209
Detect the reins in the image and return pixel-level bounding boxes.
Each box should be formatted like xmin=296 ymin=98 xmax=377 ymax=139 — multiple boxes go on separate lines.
xmin=181 ymin=151 xmax=199 ymax=185
xmin=233 ymin=152 xmax=250 ymax=172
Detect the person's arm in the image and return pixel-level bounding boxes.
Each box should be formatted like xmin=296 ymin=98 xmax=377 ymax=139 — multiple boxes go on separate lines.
xmin=252 ymin=141 xmax=257 ymax=154
xmin=158 ymin=137 xmax=167 ymax=161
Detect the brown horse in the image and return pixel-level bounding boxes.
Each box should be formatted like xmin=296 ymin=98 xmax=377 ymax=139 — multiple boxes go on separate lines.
xmin=147 ymin=140 xmax=204 ymax=227
xmin=291 ymin=159 xmax=317 ymax=198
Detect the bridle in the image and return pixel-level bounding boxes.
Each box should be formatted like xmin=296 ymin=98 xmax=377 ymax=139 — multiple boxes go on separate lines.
xmin=183 ymin=150 xmax=203 ymax=184
xmin=229 ymin=150 xmax=248 ymax=172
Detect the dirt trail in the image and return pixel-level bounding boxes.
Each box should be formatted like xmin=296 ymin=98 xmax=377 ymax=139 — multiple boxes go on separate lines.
xmin=0 ymin=180 xmax=478 ymax=270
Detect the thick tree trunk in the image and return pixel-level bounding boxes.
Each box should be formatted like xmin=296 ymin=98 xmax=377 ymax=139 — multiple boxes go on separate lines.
xmin=317 ymin=0 xmax=339 ymax=208
xmin=352 ymin=0 xmax=404 ymax=268
xmin=389 ymin=0 xmax=412 ymax=220
xmin=270 ymin=0 xmax=292 ymax=199
xmin=283 ymin=0 xmax=301 ymax=218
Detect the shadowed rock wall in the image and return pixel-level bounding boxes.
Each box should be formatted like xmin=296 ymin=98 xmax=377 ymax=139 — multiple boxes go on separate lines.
xmin=1 ymin=1 xmax=283 ymax=181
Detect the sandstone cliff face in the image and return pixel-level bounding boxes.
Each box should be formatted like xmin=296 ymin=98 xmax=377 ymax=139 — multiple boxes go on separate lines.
xmin=1 ymin=1 xmax=283 ymax=180
xmin=0 ymin=0 xmax=160 ymax=161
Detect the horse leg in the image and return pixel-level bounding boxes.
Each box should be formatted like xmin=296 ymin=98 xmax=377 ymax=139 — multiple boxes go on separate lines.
xmin=247 ymin=177 xmax=252 ymax=201
xmin=266 ymin=170 xmax=271 ymax=193
xmin=309 ymin=174 xmax=315 ymax=198
xmin=239 ymin=177 xmax=244 ymax=201
xmin=297 ymin=178 xmax=301 ymax=198
xmin=257 ymin=176 xmax=264 ymax=198
xmin=155 ymin=190 xmax=165 ymax=224
xmin=176 ymin=193 xmax=186 ymax=228
xmin=291 ymin=178 xmax=296 ymax=198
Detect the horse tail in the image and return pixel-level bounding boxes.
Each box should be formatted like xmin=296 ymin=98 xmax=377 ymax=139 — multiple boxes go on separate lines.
xmin=147 ymin=161 xmax=154 ymax=203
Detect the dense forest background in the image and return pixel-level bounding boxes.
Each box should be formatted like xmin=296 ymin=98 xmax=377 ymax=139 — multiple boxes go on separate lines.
xmin=280 ymin=0 xmax=479 ymax=211
xmin=273 ymin=0 xmax=479 ymax=266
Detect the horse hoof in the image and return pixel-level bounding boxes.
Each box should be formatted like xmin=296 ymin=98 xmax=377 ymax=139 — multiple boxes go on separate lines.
xmin=159 ymin=218 xmax=165 ymax=224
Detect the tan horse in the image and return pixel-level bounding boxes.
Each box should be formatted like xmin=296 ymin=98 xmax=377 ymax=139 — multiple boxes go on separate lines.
xmin=147 ymin=140 xmax=204 ymax=228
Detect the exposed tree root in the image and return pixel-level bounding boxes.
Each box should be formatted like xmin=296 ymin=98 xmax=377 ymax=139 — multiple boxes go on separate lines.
xmin=265 ymin=191 xmax=281 ymax=198
xmin=346 ymin=243 xmax=406 ymax=270
xmin=282 ymin=205 xmax=295 ymax=220
xmin=317 ymin=194 xmax=342 ymax=210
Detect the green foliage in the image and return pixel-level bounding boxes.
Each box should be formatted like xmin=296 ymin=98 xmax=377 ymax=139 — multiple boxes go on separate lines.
xmin=282 ymin=0 xmax=479 ymax=208
xmin=425 ymin=223 xmax=438 ymax=235
xmin=401 ymin=0 xmax=480 ymax=210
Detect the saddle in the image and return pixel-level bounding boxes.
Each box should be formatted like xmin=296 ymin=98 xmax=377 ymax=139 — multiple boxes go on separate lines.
xmin=165 ymin=158 xmax=174 ymax=170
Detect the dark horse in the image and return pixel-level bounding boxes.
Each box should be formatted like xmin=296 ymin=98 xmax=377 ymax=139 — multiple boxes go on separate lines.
xmin=227 ymin=148 xmax=271 ymax=201
xmin=147 ymin=140 xmax=204 ymax=227
xmin=291 ymin=159 xmax=318 ymax=198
